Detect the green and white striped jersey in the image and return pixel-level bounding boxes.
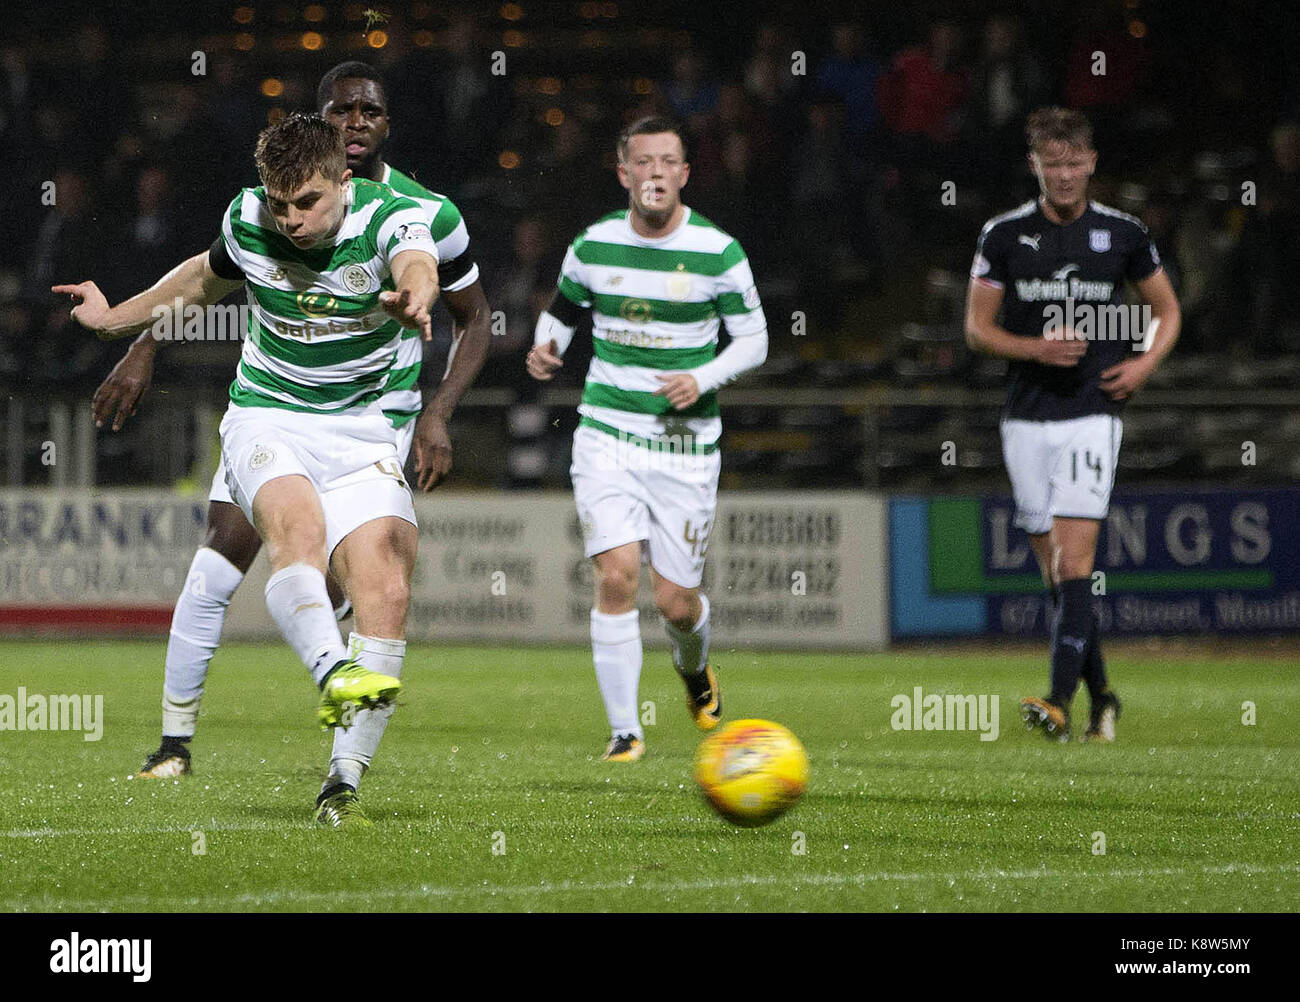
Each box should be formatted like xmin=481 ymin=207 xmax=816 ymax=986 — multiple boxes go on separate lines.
xmin=557 ymin=207 xmax=765 ymax=450
xmin=378 ymin=164 xmax=480 ymax=427
xmin=219 ymin=177 xmax=438 ymax=416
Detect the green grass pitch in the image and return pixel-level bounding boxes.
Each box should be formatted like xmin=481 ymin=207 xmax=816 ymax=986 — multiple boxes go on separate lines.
xmin=1 ymin=640 xmax=1296 ymax=912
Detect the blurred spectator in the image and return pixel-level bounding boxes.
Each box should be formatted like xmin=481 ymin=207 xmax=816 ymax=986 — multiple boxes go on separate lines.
xmin=961 ymin=15 xmax=1047 ymax=189
xmin=878 ymin=21 xmax=968 ymax=149
xmin=479 ymin=216 xmax=558 ymax=390
xmin=659 ymin=51 xmax=722 ymax=190
xmin=24 ymin=169 xmax=96 ymax=300
xmin=813 ymin=22 xmax=881 ymax=154
xmin=745 ymin=22 xmax=800 ymax=100
xmin=2 ymin=46 xmax=40 ymax=275
xmin=530 ymin=117 xmax=610 ymax=237
xmin=788 ymin=96 xmax=852 ymax=335
xmin=412 ymin=16 xmax=505 ymax=189
xmin=23 ymin=168 xmax=115 ymax=384
xmin=744 ymin=20 xmax=802 ymax=161
xmin=205 ymin=55 xmax=262 ymax=196
xmin=685 ymin=80 xmax=789 ymax=293
xmin=878 ymin=22 xmax=969 ymax=254
xmin=0 ymin=44 xmax=35 ymax=163
xmin=662 ymin=51 xmax=719 ymax=122
xmin=1139 ymin=191 xmax=1182 ymax=294
xmin=30 ymin=101 xmax=78 ymax=170
xmin=697 ymin=131 xmax=757 ymax=234
xmin=116 ymin=165 xmax=186 ymax=294
xmin=1064 ymin=9 xmax=1148 ymax=165
xmin=57 ymin=23 xmax=133 ymax=164
xmin=1215 ymin=122 xmax=1300 ymax=354
xmin=128 ymin=83 xmax=229 ymax=236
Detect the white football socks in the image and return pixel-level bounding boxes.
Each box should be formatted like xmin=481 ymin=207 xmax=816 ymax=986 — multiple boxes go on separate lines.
xmin=264 ymin=563 xmax=348 ymax=686
xmin=665 ymin=593 xmax=711 ymax=677
xmin=160 ymin=546 xmax=246 ymax=738
xmin=326 ymin=632 xmax=406 ymax=793
xmin=591 ymin=608 xmax=643 ymax=739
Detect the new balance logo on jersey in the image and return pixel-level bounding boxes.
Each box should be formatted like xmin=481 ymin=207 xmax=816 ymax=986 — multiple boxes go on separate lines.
xmin=1018 ymin=233 xmax=1041 ymax=251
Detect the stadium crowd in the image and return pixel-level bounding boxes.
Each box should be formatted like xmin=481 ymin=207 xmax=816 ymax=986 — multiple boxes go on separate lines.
xmin=2 ymin=3 xmax=1298 ymax=493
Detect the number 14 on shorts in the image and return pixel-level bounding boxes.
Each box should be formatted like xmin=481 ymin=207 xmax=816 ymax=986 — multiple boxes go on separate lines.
xmin=1071 ymin=449 xmax=1103 ymax=483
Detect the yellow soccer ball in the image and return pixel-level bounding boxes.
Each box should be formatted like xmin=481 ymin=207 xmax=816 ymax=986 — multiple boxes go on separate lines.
xmin=694 ymin=719 xmax=809 ymax=827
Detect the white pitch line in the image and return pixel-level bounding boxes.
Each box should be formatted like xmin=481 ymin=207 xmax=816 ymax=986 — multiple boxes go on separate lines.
xmin=1 ymin=821 xmax=315 ymax=839
xmin=10 ymin=862 xmax=1299 ymax=912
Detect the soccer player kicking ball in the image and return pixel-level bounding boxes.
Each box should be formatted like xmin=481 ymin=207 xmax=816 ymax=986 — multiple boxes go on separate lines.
xmin=965 ymin=107 xmax=1181 ymax=742
xmin=526 ymin=116 xmax=768 ymax=761
xmin=90 ymin=62 xmax=489 ymax=823
xmin=56 ymin=113 xmax=452 ymax=826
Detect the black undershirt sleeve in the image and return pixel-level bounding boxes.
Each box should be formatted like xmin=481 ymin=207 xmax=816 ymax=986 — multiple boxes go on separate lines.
xmin=437 ymin=244 xmax=477 ymax=290
xmin=208 ymin=236 xmax=244 ymax=281
xmin=545 ymin=288 xmax=585 ymax=327
xmin=208 ymin=236 xmax=245 ymax=282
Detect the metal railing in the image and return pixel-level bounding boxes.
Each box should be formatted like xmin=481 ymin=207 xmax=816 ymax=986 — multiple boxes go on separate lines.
xmin=3 ymin=386 xmax=1299 ymax=490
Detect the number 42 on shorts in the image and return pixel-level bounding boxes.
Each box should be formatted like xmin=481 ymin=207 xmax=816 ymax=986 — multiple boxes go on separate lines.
xmin=683 ymin=519 xmax=712 ymax=559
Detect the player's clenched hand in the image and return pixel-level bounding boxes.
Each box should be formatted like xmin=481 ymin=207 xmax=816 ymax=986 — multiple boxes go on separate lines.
xmin=654 ymin=373 xmax=700 ymax=410
xmin=412 ymin=406 xmax=453 ymax=490
xmin=51 ymin=281 xmax=113 ymax=338
xmin=526 ymin=339 xmax=563 ymax=380
xmin=1036 ymin=329 xmax=1088 ymax=367
xmin=93 ymin=340 xmax=158 ymax=431
xmin=379 ymin=288 xmax=432 ymax=341
xmin=1100 ymin=356 xmax=1154 ymax=401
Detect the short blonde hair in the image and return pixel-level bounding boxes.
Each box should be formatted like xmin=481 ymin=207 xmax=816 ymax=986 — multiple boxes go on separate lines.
xmin=1026 ymin=107 xmax=1094 ymax=153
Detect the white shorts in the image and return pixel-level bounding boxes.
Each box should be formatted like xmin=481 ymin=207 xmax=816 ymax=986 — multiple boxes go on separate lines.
xmin=210 ymin=413 xmax=418 ymax=504
xmin=218 ymin=404 xmax=417 ymax=556
xmin=569 ymin=424 xmax=720 ymax=589
xmin=1000 ymin=413 xmax=1122 ymax=535
xmin=394 ymin=418 xmax=416 ymax=473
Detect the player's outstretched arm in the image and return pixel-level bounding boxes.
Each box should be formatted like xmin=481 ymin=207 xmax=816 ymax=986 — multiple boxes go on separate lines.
xmin=381 ymin=249 xmax=440 ymax=342
xmin=655 ymin=329 xmax=769 ymax=410
xmin=53 ymin=251 xmax=242 ymax=342
xmin=428 ymin=281 xmax=490 ymax=419
xmin=965 ymin=278 xmax=1086 ymax=367
xmin=526 ymin=290 xmax=583 ymax=381
xmin=411 ymin=279 xmax=492 ymax=491
xmin=1100 ymin=269 xmax=1181 ymax=401
xmin=92 ymin=334 xmax=159 ymax=431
